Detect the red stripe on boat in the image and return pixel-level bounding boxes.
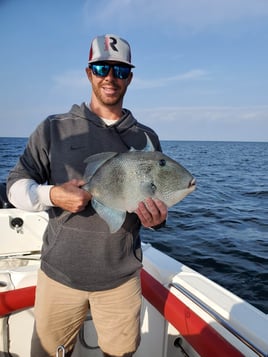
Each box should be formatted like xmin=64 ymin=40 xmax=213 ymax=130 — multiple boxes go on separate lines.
xmin=141 ymin=269 xmax=244 ymax=357
xmin=0 ymin=286 xmax=36 ymax=316
xmin=0 ymin=272 xmax=245 ymax=356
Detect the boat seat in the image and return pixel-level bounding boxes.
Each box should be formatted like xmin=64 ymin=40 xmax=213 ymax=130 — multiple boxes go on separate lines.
xmin=0 ymin=182 xmax=14 ymax=208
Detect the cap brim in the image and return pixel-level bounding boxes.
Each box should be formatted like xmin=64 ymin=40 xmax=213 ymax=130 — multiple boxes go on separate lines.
xmin=88 ymin=57 xmax=135 ymax=68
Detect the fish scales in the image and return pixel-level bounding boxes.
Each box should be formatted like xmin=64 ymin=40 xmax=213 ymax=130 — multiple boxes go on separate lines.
xmin=83 ymin=134 xmax=196 ymax=233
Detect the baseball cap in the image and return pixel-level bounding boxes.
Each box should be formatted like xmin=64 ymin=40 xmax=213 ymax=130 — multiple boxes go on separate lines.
xmin=88 ymin=34 xmax=135 ymax=68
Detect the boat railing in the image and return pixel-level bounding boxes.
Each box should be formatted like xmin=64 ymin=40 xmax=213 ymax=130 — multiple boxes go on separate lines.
xmin=170 ymin=282 xmax=268 ymax=357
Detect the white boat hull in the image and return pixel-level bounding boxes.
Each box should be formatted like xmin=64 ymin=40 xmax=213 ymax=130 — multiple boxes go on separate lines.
xmin=1 ymin=208 xmax=267 ymax=357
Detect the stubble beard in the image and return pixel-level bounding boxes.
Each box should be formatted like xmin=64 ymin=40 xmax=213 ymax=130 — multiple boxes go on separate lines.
xmin=92 ymin=80 xmax=127 ymax=107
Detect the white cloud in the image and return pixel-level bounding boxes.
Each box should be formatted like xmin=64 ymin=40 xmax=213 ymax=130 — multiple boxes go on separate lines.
xmin=169 ymin=70 xmax=208 ymax=81
xmin=132 ymin=69 xmax=208 ymax=89
xmin=136 ymin=105 xmax=268 ymax=123
xmin=83 ymin=0 xmax=268 ymax=31
xmin=134 ymin=105 xmax=268 ymax=141
xmin=52 ymin=70 xmax=88 ymax=90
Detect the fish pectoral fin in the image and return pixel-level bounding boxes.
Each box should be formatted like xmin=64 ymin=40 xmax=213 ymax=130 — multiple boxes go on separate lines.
xmin=84 ymin=152 xmax=118 ymax=179
xmin=92 ymin=199 xmax=126 ymax=234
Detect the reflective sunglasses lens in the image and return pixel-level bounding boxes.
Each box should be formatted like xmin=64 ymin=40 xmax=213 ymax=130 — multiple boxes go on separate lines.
xmin=113 ymin=66 xmax=131 ymax=79
xmin=91 ymin=64 xmax=110 ymax=77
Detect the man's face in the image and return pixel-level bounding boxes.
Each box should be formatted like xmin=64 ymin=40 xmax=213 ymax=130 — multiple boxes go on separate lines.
xmin=86 ymin=62 xmax=133 ymax=107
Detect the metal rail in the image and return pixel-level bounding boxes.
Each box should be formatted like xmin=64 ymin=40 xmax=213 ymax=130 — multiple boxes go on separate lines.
xmin=170 ymin=282 xmax=268 ymax=357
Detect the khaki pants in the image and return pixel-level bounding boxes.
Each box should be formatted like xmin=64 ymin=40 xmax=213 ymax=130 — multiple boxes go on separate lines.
xmin=31 ymin=270 xmax=142 ymax=356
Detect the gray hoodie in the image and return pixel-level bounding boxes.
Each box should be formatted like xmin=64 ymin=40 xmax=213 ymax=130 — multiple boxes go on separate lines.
xmin=7 ymin=103 xmax=162 ymax=291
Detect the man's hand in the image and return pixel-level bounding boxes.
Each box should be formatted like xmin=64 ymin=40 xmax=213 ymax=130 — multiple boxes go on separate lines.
xmin=135 ymin=198 xmax=168 ymax=228
xmin=50 ymin=179 xmax=91 ymax=213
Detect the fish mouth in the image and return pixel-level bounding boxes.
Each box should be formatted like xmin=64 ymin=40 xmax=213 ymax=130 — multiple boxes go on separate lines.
xmin=188 ymin=178 xmax=196 ymax=191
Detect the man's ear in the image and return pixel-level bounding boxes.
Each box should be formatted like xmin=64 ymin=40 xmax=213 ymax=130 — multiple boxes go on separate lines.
xmin=127 ymin=71 xmax=133 ymax=85
xmin=85 ymin=67 xmax=92 ymax=82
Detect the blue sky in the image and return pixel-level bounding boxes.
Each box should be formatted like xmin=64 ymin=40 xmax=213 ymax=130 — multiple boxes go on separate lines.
xmin=1 ymin=0 xmax=268 ymax=141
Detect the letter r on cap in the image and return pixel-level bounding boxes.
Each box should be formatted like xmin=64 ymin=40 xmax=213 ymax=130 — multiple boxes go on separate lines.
xmin=105 ymin=36 xmax=118 ymax=52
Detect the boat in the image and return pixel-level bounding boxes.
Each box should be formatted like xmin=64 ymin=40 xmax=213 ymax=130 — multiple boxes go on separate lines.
xmin=0 ymin=183 xmax=267 ymax=357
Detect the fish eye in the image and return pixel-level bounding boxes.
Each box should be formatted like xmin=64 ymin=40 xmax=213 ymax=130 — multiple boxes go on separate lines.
xmin=159 ymin=159 xmax=166 ymax=167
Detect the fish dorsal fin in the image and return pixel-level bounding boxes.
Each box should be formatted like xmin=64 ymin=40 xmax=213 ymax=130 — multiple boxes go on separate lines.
xmin=91 ymin=198 xmax=126 ymax=233
xmin=83 ymin=152 xmax=118 ymax=181
xmin=129 ymin=133 xmax=155 ymax=153
xmin=143 ymin=133 xmax=155 ymax=152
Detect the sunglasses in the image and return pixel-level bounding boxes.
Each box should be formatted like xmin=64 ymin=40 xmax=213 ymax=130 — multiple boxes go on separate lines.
xmin=89 ymin=63 xmax=132 ymax=80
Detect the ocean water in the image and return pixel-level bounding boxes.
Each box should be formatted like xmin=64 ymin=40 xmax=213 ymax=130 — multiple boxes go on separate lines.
xmin=0 ymin=137 xmax=268 ymax=314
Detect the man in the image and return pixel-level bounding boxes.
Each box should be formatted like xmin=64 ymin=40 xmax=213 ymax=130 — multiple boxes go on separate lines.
xmin=7 ymin=34 xmax=167 ymax=357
